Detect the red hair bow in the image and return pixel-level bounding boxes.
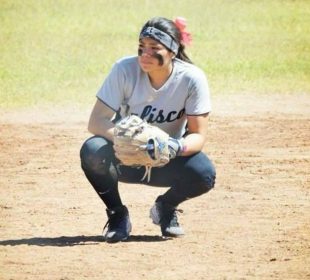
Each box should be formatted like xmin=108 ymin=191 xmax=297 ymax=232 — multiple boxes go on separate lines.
xmin=174 ymin=17 xmax=192 ymax=46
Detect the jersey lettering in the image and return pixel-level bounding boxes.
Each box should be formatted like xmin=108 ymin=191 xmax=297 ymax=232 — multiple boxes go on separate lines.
xmin=140 ymin=105 xmax=185 ymax=123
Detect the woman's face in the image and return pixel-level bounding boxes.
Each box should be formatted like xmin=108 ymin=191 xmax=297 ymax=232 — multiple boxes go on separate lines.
xmin=138 ymin=37 xmax=174 ymax=73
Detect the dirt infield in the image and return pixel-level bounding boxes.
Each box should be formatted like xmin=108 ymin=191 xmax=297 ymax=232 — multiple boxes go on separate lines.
xmin=0 ymin=94 xmax=309 ymax=280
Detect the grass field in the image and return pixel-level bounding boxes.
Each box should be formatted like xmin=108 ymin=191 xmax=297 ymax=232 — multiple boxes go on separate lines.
xmin=1 ymin=0 xmax=310 ymax=108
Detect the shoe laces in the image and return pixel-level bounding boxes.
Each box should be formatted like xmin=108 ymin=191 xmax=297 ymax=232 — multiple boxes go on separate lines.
xmin=162 ymin=206 xmax=183 ymax=227
xmin=103 ymin=208 xmax=125 ymax=233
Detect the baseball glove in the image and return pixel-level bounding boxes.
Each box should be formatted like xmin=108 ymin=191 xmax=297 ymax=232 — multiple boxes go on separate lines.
xmin=113 ymin=115 xmax=170 ymax=180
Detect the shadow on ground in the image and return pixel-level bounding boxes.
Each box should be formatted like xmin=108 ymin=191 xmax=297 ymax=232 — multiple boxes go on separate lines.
xmin=0 ymin=235 xmax=170 ymax=246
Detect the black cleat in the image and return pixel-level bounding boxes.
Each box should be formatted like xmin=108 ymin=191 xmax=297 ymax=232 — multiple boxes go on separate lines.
xmin=150 ymin=200 xmax=184 ymax=237
xmin=103 ymin=205 xmax=132 ymax=243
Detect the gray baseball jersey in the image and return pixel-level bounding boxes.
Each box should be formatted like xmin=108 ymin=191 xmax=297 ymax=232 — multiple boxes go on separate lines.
xmin=96 ymin=56 xmax=211 ymax=138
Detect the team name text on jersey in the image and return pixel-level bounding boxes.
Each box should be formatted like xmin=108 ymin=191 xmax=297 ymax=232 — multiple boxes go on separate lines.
xmin=138 ymin=105 xmax=185 ymax=123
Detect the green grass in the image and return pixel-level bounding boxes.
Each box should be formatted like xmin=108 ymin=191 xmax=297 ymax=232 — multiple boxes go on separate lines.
xmin=1 ymin=0 xmax=310 ymax=108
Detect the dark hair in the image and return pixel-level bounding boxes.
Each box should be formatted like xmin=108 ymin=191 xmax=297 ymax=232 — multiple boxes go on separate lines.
xmin=141 ymin=17 xmax=193 ymax=64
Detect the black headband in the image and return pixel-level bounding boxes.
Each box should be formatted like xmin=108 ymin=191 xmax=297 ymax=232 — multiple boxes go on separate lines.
xmin=139 ymin=27 xmax=179 ymax=54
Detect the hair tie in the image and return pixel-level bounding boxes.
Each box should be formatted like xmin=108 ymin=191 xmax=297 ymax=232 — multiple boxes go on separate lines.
xmin=174 ymin=17 xmax=192 ymax=46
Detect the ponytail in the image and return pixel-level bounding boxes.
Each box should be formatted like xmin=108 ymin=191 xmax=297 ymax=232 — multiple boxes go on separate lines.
xmin=176 ymin=44 xmax=193 ymax=64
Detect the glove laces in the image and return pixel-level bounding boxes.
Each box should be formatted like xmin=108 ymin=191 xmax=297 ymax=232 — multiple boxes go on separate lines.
xmin=141 ymin=165 xmax=152 ymax=182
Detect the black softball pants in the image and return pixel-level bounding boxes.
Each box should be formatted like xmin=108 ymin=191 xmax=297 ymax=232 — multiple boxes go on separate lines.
xmin=80 ymin=136 xmax=216 ymax=209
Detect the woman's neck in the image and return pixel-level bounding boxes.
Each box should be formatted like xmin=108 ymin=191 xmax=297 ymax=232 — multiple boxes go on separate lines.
xmin=148 ymin=63 xmax=173 ymax=90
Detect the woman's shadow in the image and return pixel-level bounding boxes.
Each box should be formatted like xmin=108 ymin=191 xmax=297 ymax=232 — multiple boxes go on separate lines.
xmin=0 ymin=235 xmax=170 ymax=247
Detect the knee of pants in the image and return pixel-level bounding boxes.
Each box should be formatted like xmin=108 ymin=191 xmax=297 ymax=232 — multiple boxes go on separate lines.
xmin=201 ymin=163 xmax=216 ymax=193
xmin=192 ymin=169 xmax=216 ymax=197
xmin=187 ymin=173 xmax=216 ymax=199
xmin=183 ymin=154 xmax=216 ymax=196
xmin=80 ymin=136 xmax=112 ymax=174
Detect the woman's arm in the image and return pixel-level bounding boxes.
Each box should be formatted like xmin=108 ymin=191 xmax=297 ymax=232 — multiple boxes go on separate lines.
xmin=180 ymin=113 xmax=209 ymax=156
xmin=88 ymin=99 xmax=116 ymax=142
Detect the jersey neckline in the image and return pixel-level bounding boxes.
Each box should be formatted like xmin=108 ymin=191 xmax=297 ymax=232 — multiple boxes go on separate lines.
xmin=143 ymin=61 xmax=176 ymax=93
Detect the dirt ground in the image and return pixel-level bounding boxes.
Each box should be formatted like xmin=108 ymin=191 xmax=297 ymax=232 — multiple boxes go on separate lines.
xmin=0 ymin=94 xmax=309 ymax=280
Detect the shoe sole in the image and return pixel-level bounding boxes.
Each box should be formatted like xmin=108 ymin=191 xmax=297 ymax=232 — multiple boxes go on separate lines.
xmin=105 ymin=235 xmax=130 ymax=243
xmin=104 ymin=224 xmax=132 ymax=243
xmin=150 ymin=204 xmax=185 ymax=237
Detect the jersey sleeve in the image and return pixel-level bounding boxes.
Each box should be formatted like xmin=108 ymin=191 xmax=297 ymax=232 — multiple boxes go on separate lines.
xmin=185 ymin=68 xmax=212 ymax=115
xmin=96 ymin=62 xmax=126 ymax=111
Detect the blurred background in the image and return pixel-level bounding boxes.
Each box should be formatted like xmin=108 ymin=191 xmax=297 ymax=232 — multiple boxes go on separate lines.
xmin=1 ymin=0 xmax=309 ymax=108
